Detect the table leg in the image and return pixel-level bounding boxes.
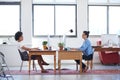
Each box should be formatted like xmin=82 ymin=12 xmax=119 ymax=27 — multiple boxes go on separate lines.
xmin=58 ymin=60 xmax=61 ymax=73
xmin=80 ymin=59 xmax=82 ymax=73
xmin=29 ymin=55 xmax=31 ymax=75
xmin=54 ymin=54 xmax=56 ymax=74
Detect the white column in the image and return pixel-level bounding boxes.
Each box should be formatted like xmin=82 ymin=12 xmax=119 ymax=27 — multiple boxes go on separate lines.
xmin=21 ymin=0 xmax=32 ymax=44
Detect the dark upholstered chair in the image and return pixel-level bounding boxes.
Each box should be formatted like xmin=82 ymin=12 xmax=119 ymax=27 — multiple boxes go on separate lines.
xmin=18 ymin=49 xmax=37 ymax=72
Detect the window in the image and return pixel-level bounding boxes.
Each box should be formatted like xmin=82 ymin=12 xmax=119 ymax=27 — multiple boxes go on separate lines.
xmin=33 ymin=4 xmax=77 ymax=37
xmin=34 ymin=5 xmax=54 ymax=35
xmin=109 ymin=6 xmax=120 ymax=35
xmin=89 ymin=6 xmax=107 ymax=35
xmin=88 ymin=6 xmax=120 ymax=35
xmin=0 ymin=2 xmax=20 ymax=36
xmin=55 ymin=5 xmax=76 ymax=35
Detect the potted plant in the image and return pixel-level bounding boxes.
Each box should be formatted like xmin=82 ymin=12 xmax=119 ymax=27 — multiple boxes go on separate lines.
xmin=58 ymin=42 xmax=64 ymax=51
xmin=42 ymin=41 xmax=48 ymax=50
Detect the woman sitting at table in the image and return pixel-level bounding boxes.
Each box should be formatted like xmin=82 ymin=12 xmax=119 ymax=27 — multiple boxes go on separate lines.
xmin=72 ymin=31 xmax=94 ymax=72
xmin=15 ymin=31 xmax=49 ymax=73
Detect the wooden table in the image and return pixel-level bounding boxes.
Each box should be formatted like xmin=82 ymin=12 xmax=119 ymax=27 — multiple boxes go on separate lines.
xmin=58 ymin=51 xmax=83 ymax=74
xmin=28 ymin=50 xmax=56 ymax=74
xmin=93 ymin=46 xmax=120 ymax=51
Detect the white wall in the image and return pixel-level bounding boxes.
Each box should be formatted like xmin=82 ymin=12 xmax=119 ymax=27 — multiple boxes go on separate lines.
xmin=0 ymin=44 xmax=21 ymax=66
xmin=0 ymin=0 xmax=102 ymax=66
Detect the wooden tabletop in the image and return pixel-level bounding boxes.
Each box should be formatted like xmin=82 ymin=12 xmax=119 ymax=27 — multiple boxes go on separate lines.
xmin=92 ymin=46 xmax=120 ymax=51
xmin=29 ymin=50 xmax=56 ymax=52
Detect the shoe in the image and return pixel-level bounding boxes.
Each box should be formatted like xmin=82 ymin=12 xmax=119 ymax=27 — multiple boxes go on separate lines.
xmin=83 ymin=67 xmax=88 ymax=72
xmin=41 ymin=70 xmax=49 ymax=73
xmin=42 ymin=62 xmax=49 ymax=65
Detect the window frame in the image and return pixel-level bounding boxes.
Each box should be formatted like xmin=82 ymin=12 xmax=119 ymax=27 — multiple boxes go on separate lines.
xmin=0 ymin=2 xmax=21 ymax=37
xmin=32 ymin=4 xmax=77 ymax=37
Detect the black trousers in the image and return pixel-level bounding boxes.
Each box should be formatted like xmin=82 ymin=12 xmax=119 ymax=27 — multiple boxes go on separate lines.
xmin=75 ymin=54 xmax=93 ymax=69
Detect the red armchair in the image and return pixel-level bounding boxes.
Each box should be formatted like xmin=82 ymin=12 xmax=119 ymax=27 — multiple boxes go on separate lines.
xmin=97 ymin=41 xmax=120 ymax=65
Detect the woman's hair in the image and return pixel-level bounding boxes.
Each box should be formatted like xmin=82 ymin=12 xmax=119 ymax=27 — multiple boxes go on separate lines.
xmin=83 ymin=31 xmax=90 ymax=38
xmin=14 ymin=31 xmax=23 ymax=41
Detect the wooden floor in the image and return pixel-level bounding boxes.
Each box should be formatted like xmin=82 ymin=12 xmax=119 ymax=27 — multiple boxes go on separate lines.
xmin=4 ymin=63 xmax=120 ymax=80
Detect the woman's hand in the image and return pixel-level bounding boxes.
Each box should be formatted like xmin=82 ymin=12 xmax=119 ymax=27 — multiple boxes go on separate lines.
xmin=32 ymin=47 xmax=40 ymax=50
xmin=71 ymin=48 xmax=78 ymax=51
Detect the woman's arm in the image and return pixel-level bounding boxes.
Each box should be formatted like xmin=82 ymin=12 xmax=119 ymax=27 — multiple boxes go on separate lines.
xmin=21 ymin=46 xmax=40 ymax=51
xmin=21 ymin=46 xmax=31 ymax=51
xmin=70 ymin=48 xmax=79 ymax=51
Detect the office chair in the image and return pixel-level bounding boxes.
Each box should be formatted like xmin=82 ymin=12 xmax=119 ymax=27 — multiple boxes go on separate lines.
xmin=18 ymin=49 xmax=37 ymax=72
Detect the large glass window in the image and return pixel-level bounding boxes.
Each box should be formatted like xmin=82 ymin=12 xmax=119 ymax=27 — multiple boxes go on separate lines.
xmin=109 ymin=6 xmax=120 ymax=35
xmin=89 ymin=6 xmax=120 ymax=35
xmin=55 ymin=5 xmax=76 ymax=35
xmin=34 ymin=5 xmax=54 ymax=35
xmin=89 ymin=6 xmax=107 ymax=35
xmin=0 ymin=3 xmax=20 ymax=36
xmin=33 ymin=4 xmax=77 ymax=36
